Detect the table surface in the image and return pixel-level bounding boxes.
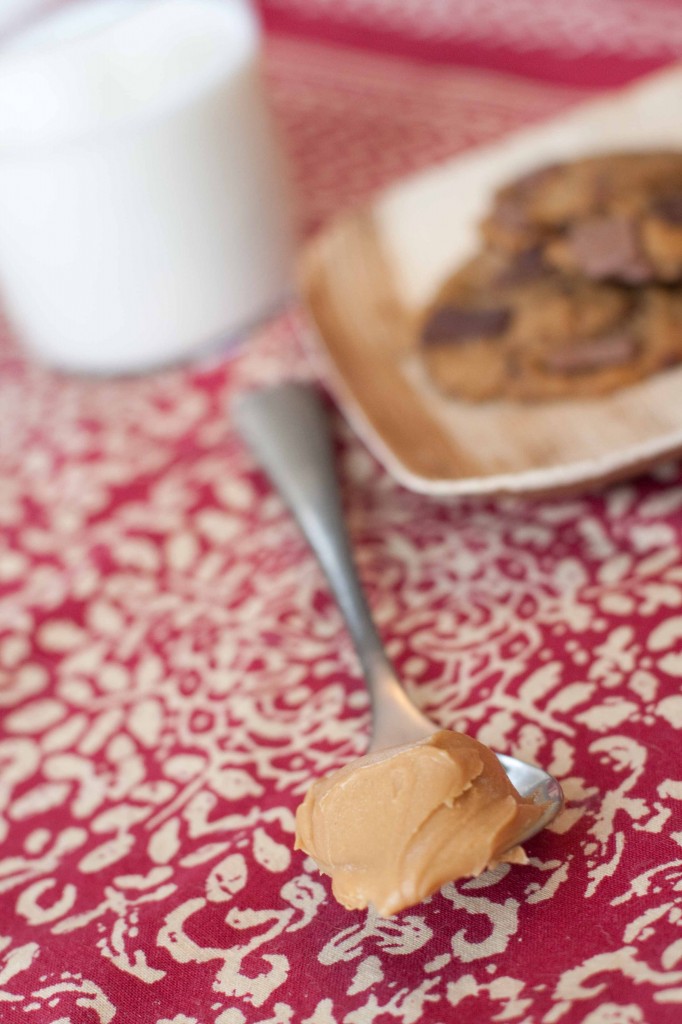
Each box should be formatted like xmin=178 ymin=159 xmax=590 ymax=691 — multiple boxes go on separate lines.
xmin=2 ymin=3 xmax=682 ymax=1023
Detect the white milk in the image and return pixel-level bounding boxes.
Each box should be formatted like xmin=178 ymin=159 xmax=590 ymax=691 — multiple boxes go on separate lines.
xmin=0 ymin=0 xmax=295 ymax=372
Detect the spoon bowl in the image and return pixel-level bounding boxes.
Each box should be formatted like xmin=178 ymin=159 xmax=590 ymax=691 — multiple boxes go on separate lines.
xmin=235 ymin=381 xmax=563 ymax=848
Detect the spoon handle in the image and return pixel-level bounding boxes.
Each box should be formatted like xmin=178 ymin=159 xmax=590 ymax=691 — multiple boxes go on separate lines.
xmin=234 ymin=381 xmax=434 ymax=750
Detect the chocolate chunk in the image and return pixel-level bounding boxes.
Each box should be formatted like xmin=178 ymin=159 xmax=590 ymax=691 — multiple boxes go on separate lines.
xmin=491 ymin=197 xmax=528 ymax=232
xmin=566 ymin=215 xmax=652 ymax=283
xmin=422 ymin=305 xmax=510 ymax=345
xmin=490 ymin=165 xmax=560 ymax=230
xmin=495 ymin=247 xmax=546 ymax=285
xmin=544 ymin=331 xmax=638 ymax=375
xmin=652 ymin=194 xmax=682 ymax=225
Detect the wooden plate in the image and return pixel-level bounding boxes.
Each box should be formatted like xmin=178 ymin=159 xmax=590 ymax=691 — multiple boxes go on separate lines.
xmin=299 ymin=64 xmax=682 ymax=498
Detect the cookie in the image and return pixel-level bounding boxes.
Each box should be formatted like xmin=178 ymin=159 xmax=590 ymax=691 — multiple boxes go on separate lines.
xmin=419 ymin=249 xmax=682 ymax=402
xmin=481 ymin=151 xmax=682 ymax=284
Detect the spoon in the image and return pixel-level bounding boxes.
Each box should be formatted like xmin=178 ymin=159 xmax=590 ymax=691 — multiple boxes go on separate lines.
xmin=234 ymin=381 xmax=563 ymax=846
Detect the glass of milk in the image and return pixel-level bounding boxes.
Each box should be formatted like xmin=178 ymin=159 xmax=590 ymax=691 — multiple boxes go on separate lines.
xmin=0 ymin=0 xmax=295 ymax=373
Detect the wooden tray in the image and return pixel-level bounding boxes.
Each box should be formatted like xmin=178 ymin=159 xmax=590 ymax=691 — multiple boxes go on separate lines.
xmin=299 ymin=64 xmax=682 ymax=498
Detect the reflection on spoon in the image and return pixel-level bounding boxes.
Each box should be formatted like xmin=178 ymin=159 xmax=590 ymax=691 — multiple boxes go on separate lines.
xmin=235 ymin=381 xmax=563 ymax=916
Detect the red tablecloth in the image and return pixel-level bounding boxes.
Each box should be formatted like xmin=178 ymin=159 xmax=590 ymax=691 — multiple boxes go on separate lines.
xmin=2 ymin=3 xmax=682 ymax=1023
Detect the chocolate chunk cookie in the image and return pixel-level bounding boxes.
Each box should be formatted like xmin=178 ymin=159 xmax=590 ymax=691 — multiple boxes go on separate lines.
xmin=482 ymin=151 xmax=682 ymax=284
xmin=419 ymin=250 xmax=682 ymax=401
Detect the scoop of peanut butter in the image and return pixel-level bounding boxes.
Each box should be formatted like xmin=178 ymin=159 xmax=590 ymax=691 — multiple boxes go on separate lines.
xmin=294 ymin=730 xmax=545 ymax=917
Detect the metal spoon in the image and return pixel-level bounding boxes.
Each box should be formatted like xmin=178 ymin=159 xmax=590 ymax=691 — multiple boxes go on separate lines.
xmin=234 ymin=381 xmax=563 ymax=845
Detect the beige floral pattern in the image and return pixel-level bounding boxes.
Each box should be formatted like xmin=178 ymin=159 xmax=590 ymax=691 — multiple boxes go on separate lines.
xmin=1 ymin=26 xmax=681 ymax=1024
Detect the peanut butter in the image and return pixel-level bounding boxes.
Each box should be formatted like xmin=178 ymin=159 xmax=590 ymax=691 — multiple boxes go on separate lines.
xmin=294 ymin=730 xmax=545 ymax=917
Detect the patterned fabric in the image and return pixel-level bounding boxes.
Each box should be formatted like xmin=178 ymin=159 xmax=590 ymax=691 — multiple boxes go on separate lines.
xmin=262 ymin=0 xmax=682 ymax=58
xmin=2 ymin=9 xmax=682 ymax=1024
xmin=258 ymin=0 xmax=682 ymax=85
